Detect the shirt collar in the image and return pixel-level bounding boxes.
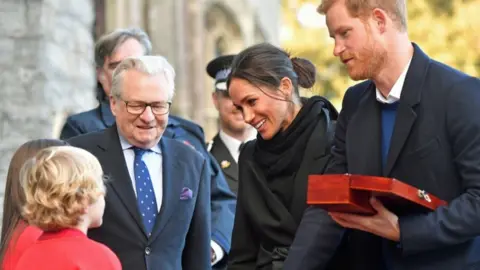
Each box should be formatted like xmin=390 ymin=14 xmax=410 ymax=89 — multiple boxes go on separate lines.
xmin=39 ymin=228 xmax=86 ymax=241
xmin=219 ymin=130 xmax=243 ymax=155
xmin=375 ymin=57 xmax=412 ymax=104
xmin=118 ymin=128 xmax=161 ymax=154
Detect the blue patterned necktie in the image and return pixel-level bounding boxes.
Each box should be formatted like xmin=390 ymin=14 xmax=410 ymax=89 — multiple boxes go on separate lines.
xmin=132 ymin=147 xmax=158 ymax=236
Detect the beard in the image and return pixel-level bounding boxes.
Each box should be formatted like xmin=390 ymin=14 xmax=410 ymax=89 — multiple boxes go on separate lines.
xmin=344 ymin=36 xmax=387 ymax=81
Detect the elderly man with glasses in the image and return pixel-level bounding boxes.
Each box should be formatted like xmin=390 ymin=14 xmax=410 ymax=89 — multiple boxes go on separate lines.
xmin=61 ymin=28 xmax=236 ymax=269
xmin=68 ymin=55 xmax=212 ymax=270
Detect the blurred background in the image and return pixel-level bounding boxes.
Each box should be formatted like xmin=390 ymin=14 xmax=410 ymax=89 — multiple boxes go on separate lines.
xmin=0 ymin=0 xmax=479 ymax=206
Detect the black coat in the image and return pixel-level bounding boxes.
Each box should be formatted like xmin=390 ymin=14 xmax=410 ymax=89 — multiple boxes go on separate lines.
xmin=227 ymin=110 xmax=343 ymax=270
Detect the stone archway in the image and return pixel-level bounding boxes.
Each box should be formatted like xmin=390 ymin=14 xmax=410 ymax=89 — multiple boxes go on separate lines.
xmin=203 ymin=3 xmax=245 ymax=139
xmin=205 ymin=3 xmax=244 ymax=56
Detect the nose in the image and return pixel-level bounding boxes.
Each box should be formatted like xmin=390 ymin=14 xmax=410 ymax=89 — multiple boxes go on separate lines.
xmin=139 ymin=106 xmax=155 ymax=122
xmin=333 ymin=39 xmax=345 ymax=57
xmin=242 ymin=108 xmax=254 ymax=124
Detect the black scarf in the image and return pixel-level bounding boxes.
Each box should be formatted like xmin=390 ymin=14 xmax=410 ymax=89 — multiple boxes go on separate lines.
xmin=254 ymin=96 xmax=329 ymax=179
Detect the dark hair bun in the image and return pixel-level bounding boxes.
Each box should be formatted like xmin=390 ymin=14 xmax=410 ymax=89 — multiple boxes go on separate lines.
xmin=291 ymin=57 xmax=316 ymax=88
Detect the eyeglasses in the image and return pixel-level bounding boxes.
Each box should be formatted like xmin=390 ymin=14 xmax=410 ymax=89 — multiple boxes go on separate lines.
xmin=122 ymin=100 xmax=172 ymax=115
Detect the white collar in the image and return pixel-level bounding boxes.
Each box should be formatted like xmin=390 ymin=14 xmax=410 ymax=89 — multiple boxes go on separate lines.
xmin=219 ymin=130 xmax=243 ymax=161
xmin=376 ymin=57 xmax=412 ymax=104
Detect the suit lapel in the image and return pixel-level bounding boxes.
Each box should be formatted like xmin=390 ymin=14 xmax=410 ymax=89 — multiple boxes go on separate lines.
xmin=99 ymin=126 xmax=145 ymax=233
xmin=212 ymin=135 xmax=238 ymax=181
xmin=162 ymin=127 xmax=175 ymax=139
xmin=149 ymin=138 xmax=183 ymax=242
xmin=346 ymin=83 xmax=383 ymax=176
xmin=383 ymin=104 xmax=417 ymax=176
xmin=383 ymin=44 xmax=427 ymax=176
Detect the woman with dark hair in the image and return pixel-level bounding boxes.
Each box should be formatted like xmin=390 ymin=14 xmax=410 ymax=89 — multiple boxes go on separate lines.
xmin=0 ymin=139 xmax=68 ymax=270
xmin=226 ymin=43 xmax=343 ymax=269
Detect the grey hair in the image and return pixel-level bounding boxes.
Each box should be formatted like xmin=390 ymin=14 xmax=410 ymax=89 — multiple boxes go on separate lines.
xmin=95 ymin=27 xmax=152 ymax=68
xmin=111 ymin=56 xmax=176 ymax=101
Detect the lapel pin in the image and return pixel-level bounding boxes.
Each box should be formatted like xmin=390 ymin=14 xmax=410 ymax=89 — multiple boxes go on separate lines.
xmin=221 ymin=160 xmax=231 ymax=169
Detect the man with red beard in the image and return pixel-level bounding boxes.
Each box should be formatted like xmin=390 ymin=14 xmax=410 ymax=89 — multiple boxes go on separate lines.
xmin=206 ymin=55 xmax=255 ymax=196
xmin=284 ymin=0 xmax=480 ymax=270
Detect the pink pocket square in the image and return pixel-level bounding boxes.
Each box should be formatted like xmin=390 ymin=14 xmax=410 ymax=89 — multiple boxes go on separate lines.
xmin=180 ymin=187 xmax=193 ymax=200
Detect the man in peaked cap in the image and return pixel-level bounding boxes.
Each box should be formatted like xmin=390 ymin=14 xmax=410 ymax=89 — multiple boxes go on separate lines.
xmin=206 ymin=55 xmax=255 ymax=196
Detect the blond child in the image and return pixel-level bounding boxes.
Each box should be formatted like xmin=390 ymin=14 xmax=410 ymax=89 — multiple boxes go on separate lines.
xmin=14 ymin=146 xmax=121 ymax=270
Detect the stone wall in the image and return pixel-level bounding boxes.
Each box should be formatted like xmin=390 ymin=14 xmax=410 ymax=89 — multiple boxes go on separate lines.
xmin=0 ymin=0 xmax=96 ymax=217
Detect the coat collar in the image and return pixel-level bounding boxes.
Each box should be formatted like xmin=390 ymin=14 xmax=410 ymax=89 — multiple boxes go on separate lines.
xmin=99 ymin=100 xmax=115 ymax=128
xmin=346 ymin=43 xmax=432 ymax=176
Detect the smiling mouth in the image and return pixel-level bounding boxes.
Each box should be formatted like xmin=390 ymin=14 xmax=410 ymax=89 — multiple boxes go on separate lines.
xmin=342 ymin=58 xmax=353 ymax=64
xmin=137 ymin=126 xmax=154 ymax=130
xmin=253 ymin=119 xmax=266 ymax=130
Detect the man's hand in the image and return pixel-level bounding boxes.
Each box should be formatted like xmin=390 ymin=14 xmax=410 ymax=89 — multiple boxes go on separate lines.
xmin=329 ymin=197 xmax=401 ymax=242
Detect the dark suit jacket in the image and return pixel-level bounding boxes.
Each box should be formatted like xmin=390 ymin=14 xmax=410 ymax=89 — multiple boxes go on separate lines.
xmin=228 ymin=113 xmax=344 ymax=270
xmin=285 ymin=44 xmax=480 ymax=270
xmin=209 ymin=134 xmax=239 ymax=195
xmin=68 ymin=126 xmax=212 ymax=270
xmin=60 ymin=101 xmax=114 ymax=140
xmin=60 ymin=101 xmax=236 ymax=265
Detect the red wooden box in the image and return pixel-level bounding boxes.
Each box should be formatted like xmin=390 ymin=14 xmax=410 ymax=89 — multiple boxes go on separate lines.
xmin=307 ymin=174 xmax=447 ymax=215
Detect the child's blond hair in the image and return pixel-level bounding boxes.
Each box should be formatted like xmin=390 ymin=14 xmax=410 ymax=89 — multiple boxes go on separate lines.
xmin=20 ymin=146 xmax=106 ymax=231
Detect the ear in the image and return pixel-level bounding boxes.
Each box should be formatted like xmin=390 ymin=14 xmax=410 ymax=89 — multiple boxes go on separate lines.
xmin=97 ymin=68 xmax=107 ymax=85
xmin=279 ymin=77 xmax=294 ymax=99
xmin=80 ymin=206 xmax=88 ymax=215
xmin=109 ymin=95 xmax=118 ymax=116
xmin=371 ymin=8 xmax=387 ymax=33
xmin=212 ymin=92 xmax=220 ymax=110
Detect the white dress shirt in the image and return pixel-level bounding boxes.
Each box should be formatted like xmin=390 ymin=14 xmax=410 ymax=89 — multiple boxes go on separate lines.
xmin=218 ymin=129 xmax=257 ymax=163
xmin=119 ymin=134 xmax=163 ymax=212
xmin=375 ymin=58 xmax=412 ymax=104
xmin=219 ymin=130 xmax=244 ymax=163
xmin=210 ymin=241 xmax=224 ymax=265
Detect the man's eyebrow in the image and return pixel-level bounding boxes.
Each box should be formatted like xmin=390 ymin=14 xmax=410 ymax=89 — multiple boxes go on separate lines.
xmin=330 ymin=26 xmax=352 ymax=37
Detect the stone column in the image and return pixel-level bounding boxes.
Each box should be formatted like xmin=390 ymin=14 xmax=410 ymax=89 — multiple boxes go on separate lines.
xmin=0 ymin=0 xmax=96 ymax=218
xmin=185 ymin=0 xmax=206 ymax=124
xmin=172 ymin=0 xmax=190 ymax=118
xmin=105 ymin=0 xmax=147 ymax=32
xmin=144 ymin=0 xmax=190 ymax=118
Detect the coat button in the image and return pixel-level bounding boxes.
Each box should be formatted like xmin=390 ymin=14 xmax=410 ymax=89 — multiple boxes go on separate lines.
xmin=145 ymin=247 xmax=151 ymax=255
